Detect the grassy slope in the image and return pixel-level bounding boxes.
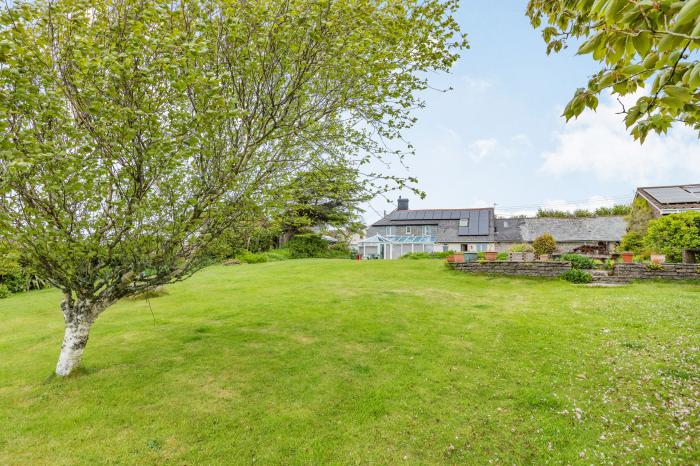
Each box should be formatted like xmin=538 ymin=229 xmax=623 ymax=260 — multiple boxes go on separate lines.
xmin=0 ymin=260 xmax=698 ymax=465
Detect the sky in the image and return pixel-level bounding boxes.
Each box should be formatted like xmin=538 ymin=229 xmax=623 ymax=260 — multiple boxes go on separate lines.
xmin=362 ymin=1 xmax=700 ymax=223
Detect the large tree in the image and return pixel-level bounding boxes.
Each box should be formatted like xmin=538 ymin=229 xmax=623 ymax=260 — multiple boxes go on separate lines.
xmin=527 ymin=0 xmax=700 ymax=141
xmin=0 ymin=0 xmax=465 ymax=375
xmin=275 ymin=161 xmax=368 ymax=243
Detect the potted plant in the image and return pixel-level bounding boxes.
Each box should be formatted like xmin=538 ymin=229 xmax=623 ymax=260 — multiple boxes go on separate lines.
xmin=620 ymin=251 xmax=634 ymax=264
xmin=650 ymin=253 xmax=666 ymax=265
xmin=484 ymin=251 xmax=498 ymax=262
xmin=533 ymin=233 xmax=557 ymax=260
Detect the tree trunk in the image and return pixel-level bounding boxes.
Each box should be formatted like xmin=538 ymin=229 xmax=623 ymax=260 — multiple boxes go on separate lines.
xmin=55 ymin=299 xmax=99 ymax=377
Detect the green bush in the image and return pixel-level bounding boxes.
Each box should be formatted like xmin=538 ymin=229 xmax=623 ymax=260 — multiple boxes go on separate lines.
xmin=287 ymin=234 xmax=329 ymax=259
xmin=0 ymin=284 xmax=11 ymax=299
xmin=400 ymin=252 xmax=433 ymax=260
xmin=560 ymin=253 xmax=594 ymax=270
xmin=619 ymin=230 xmax=646 ymax=255
xmin=433 ymin=250 xmax=453 ymax=259
xmin=496 ymin=252 xmax=508 ymax=261
xmin=508 ymin=243 xmax=534 ymax=253
xmin=327 ymin=242 xmax=353 ymax=259
xmin=644 ymin=211 xmax=700 ymax=263
xmin=263 ymin=249 xmax=292 ymax=262
xmin=533 ymin=233 xmax=557 ymax=257
xmin=561 ymin=269 xmax=592 ymax=284
xmin=238 ymin=251 xmax=268 ymax=264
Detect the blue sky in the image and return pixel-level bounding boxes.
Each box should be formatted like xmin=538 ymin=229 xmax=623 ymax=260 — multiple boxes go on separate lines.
xmin=363 ymin=1 xmax=700 ymax=222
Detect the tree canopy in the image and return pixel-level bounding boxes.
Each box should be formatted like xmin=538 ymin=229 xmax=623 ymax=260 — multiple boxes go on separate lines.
xmin=527 ymin=0 xmax=700 ymax=141
xmin=0 ymin=0 xmax=465 ymax=375
xmin=645 ymin=210 xmax=700 ymax=261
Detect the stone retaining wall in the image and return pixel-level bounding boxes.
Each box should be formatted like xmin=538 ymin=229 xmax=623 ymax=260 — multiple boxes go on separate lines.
xmin=612 ymin=263 xmax=700 ymax=281
xmin=450 ymin=261 xmax=700 ymax=282
xmin=450 ymin=261 xmax=571 ymax=277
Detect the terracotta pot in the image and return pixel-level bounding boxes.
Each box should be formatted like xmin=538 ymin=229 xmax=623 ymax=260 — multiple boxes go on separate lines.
xmin=451 ymin=253 xmax=464 ymax=263
xmin=484 ymin=251 xmax=497 ymax=262
xmin=620 ymin=252 xmax=634 ymax=264
xmin=651 ymin=254 xmax=666 ymax=265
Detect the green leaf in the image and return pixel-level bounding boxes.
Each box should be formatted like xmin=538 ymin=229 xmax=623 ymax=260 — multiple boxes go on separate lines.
xmin=632 ymin=32 xmax=651 ymax=56
xmin=675 ymin=0 xmax=700 ymax=26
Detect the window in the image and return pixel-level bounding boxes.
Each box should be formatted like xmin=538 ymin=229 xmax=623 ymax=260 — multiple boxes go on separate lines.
xmin=459 ymin=218 xmax=469 ymax=227
xmin=422 ymin=225 xmax=432 ymax=235
xmin=385 ymin=226 xmax=394 ymax=236
xmin=405 ymin=226 xmax=412 ymax=235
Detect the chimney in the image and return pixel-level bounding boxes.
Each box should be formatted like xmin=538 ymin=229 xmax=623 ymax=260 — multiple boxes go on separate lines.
xmin=397 ymin=197 xmax=409 ymax=211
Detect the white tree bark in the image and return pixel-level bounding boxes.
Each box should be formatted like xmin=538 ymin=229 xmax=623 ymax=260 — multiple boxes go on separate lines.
xmin=55 ymin=317 xmax=94 ymax=376
xmin=55 ymin=296 xmax=102 ymax=377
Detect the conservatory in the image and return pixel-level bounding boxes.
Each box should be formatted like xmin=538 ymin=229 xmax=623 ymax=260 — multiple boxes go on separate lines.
xmin=357 ymin=234 xmax=436 ymax=259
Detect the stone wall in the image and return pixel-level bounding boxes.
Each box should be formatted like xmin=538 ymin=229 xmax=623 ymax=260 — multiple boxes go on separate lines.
xmin=450 ymin=261 xmax=571 ymax=277
xmin=612 ymin=263 xmax=700 ymax=281
xmin=449 ymin=261 xmax=700 ymax=282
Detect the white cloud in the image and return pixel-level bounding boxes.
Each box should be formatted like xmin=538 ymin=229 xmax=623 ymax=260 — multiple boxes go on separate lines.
xmin=462 ymin=75 xmax=493 ymax=92
xmin=467 ymin=138 xmax=500 ymax=161
xmin=540 ymin=95 xmax=700 ymax=184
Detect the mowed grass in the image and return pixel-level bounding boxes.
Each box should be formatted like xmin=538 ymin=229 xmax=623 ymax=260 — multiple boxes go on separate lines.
xmin=0 ymin=260 xmax=698 ymax=465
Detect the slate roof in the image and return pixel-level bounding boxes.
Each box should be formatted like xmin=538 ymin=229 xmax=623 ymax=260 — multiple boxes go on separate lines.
xmin=372 ymin=207 xmax=495 ymax=238
xmin=514 ymin=216 xmax=627 ymax=243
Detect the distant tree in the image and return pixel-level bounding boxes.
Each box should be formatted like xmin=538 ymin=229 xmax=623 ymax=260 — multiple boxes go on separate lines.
xmin=533 ymin=233 xmax=558 ymax=257
xmin=0 ymin=0 xmax=465 ymax=376
xmin=536 ymin=204 xmax=630 ymax=218
xmin=527 ymin=0 xmax=700 ymax=141
xmin=644 ymin=211 xmax=700 ymax=262
xmin=275 ymin=162 xmax=369 ymax=243
xmin=537 ymin=209 xmax=575 ymax=218
xmin=627 ymin=197 xmax=655 ymax=234
xmin=595 ymin=204 xmax=632 ymax=216
xmin=573 ymin=209 xmax=594 ymax=217
xmin=620 ymin=197 xmax=655 ymax=254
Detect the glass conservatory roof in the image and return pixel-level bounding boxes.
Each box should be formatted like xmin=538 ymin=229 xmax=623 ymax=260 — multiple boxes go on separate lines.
xmin=358 ymin=235 xmax=436 ymax=244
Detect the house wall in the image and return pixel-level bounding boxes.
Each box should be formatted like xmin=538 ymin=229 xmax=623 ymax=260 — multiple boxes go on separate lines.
xmin=495 ymin=241 xmax=619 ymax=254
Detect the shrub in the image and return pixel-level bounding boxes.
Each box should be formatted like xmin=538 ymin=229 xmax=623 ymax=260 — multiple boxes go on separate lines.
xmin=287 ymin=234 xmax=329 ymax=259
xmin=400 ymin=252 xmax=433 ymax=260
xmin=496 ymin=252 xmax=508 ymax=261
xmin=533 ymin=233 xmax=557 ymax=257
xmin=263 ymin=249 xmax=292 ymax=262
xmin=619 ymin=230 xmax=645 ymax=255
xmin=0 ymin=284 xmax=11 ymax=299
xmin=644 ymin=211 xmax=700 ymax=263
xmin=561 ymin=269 xmax=592 ymax=284
xmin=433 ymin=250 xmax=453 ymax=259
xmin=560 ymin=253 xmax=594 ymax=270
xmin=508 ymin=243 xmax=534 ymax=253
xmin=238 ymin=251 xmax=268 ymax=264
xmin=645 ymin=263 xmax=664 ymax=271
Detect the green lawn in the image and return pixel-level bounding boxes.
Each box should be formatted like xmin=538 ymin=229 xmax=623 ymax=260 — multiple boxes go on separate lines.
xmin=0 ymin=260 xmax=698 ymax=464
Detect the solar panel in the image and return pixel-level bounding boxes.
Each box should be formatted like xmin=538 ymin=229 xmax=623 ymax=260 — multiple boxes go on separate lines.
xmin=450 ymin=211 xmax=460 ymax=219
xmin=684 ymin=186 xmax=700 ymax=194
xmin=416 ymin=211 xmax=426 ymax=220
xmin=646 ymin=187 xmax=697 ymax=204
